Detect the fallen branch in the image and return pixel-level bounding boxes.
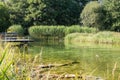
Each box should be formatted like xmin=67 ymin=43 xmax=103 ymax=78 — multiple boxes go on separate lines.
xmin=37 ymin=74 xmax=82 ymax=79
xmin=31 ymin=74 xmax=103 ymax=80
xmin=36 ymin=61 xmax=79 ymax=69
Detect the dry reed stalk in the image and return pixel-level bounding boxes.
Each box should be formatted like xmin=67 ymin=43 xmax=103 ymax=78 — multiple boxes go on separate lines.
xmin=112 ymin=62 xmax=117 ymax=80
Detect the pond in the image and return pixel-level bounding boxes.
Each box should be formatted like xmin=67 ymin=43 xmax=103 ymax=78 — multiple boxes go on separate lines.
xmin=29 ymin=40 xmax=120 ymax=79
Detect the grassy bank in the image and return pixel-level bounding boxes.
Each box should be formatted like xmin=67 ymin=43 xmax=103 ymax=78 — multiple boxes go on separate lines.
xmin=65 ymin=31 xmax=120 ymax=45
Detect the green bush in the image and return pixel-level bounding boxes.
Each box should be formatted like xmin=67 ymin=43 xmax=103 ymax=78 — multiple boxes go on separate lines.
xmin=7 ymin=25 xmax=24 ymax=36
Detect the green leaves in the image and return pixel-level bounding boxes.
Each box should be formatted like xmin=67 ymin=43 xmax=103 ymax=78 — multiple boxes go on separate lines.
xmin=103 ymin=0 xmax=120 ymax=31
xmin=80 ymin=1 xmax=105 ymax=29
xmin=8 ymin=0 xmax=29 ymax=27
xmin=7 ymin=0 xmax=84 ymax=27
xmin=7 ymin=25 xmax=24 ymax=36
xmin=42 ymin=0 xmax=81 ymax=25
xmin=0 ymin=2 xmax=10 ymax=32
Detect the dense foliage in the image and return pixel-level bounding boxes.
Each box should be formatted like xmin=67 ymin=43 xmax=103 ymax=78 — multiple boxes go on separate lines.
xmin=6 ymin=0 xmax=88 ymax=26
xmin=80 ymin=1 xmax=105 ymax=29
xmin=7 ymin=0 xmax=29 ymax=27
xmin=41 ymin=0 xmax=81 ymax=25
xmin=103 ymin=0 xmax=120 ymax=31
xmin=0 ymin=0 xmax=120 ymax=32
xmin=0 ymin=2 xmax=10 ymax=32
xmin=7 ymin=25 xmax=24 ymax=36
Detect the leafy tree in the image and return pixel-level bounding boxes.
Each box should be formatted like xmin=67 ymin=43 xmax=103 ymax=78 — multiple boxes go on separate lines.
xmin=80 ymin=1 xmax=105 ymax=29
xmin=103 ymin=0 xmax=120 ymax=31
xmin=7 ymin=0 xmax=93 ymax=28
xmin=0 ymin=2 xmax=10 ymax=32
xmin=39 ymin=0 xmax=81 ymax=25
xmin=7 ymin=0 xmax=46 ymax=27
xmin=25 ymin=0 xmax=46 ymax=25
xmin=7 ymin=0 xmax=29 ymax=27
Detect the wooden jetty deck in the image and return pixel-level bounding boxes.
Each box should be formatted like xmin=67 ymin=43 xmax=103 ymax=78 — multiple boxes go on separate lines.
xmin=1 ymin=32 xmax=34 ymax=43
xmin=2 ymin=39 xmax=34 ymax=42
xmin=0 ymin=32 xmax=34 ymax=53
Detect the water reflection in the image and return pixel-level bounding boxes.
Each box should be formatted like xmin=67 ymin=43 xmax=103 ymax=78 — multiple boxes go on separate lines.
xmin=30 ymin=40 xmax=120 ymax=78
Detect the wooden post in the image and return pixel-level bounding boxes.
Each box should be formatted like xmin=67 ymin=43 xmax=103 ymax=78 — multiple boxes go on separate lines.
xmin=24 ymin=43 xmax=28 ymax=54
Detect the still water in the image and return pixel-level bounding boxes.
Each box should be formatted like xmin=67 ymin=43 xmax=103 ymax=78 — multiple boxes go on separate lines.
xmin=30 ymin=41 xmax=120 ymax=79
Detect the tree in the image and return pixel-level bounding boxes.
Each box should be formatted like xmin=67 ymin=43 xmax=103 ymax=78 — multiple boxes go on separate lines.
xmin=7 ymin=0 xmax=92 ymax=27
xmin=80 ymin=1 xmax=105 ymax=29
xmin=39 ymin=0 xmax=81 ymax=25
xmin=7 ymin=0 xmax=29 ymax=27
xmin=0 ymin=2 xmax=10 ymax=32
xmin=103 ymin=0 xmax=120 ymax=31
xmin=25 ymin=0 xmax=46 ymax=25
xmin=7 ymin=0 xmax=47 ymax=27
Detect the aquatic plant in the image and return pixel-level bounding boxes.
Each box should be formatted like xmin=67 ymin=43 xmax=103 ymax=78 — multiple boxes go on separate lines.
xmin=65 ymin=31 xmax=120 ymax=45
xmin=29 ymin=25 xmax=97 ymax=39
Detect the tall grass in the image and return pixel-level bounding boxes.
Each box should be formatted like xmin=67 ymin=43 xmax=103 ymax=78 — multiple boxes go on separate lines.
xmin=0 ymin=44 xmax=14 ymax=80
xmin=29 ymin=25 xmax=65 ymax=39
xmin=65 ymin=31 xmax=120 ymax=45
xmin=29 ymin=25 xmax=98 ymax=39
xmin=65 ymin=25 xmax=97 ymax=35
xmin=0 ymin=43 xmax=41 ymax=80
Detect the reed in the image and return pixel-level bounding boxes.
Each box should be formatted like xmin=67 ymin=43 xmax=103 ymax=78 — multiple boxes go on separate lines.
xmin=65 ymin=25 xmax=97 ymax=35
xmin=0 ymin=43 xmax=42 ymax=80
xmin=28 ymin=25 xmax=97 ymax=39
xmin=65 ymin=31 xmax=120 ymax=45
xmin=29 ymin=25 xmax=65 ymax=39
xmin=0 ymin=44 xmax=14 ymax=80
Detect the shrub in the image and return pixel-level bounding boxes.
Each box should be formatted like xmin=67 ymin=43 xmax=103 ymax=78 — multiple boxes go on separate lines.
xmin=7 ymin=25 xmax=24 ymax=36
